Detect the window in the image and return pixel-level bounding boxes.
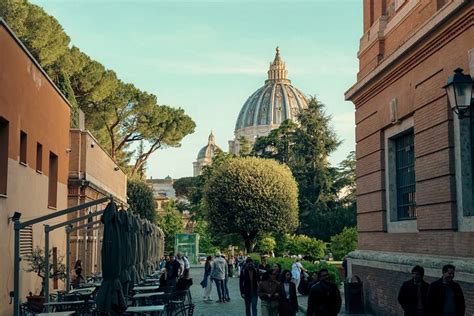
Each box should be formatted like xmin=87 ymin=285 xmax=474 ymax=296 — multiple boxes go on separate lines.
xmin=36 ymin=143 xmax=43 ymax=172
xmin=394 ymin=131 xmax=416 ymax=220
xmin=48 ymin=152 xmax=58 ymax=208
xmin=454 ymin=106 xmax=474 ymax=230
xmin=0 ymin=117 xmax=9 ymax=195
xmin=20 ymin=130 xmax=27 ymax=165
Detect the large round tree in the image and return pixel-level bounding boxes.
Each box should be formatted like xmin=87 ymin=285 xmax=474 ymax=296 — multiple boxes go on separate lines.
xmin=204 ymin=156 xmax=298 ymax=253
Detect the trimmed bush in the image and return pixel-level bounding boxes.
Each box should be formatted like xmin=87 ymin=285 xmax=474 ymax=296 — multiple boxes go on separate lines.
xmin=283 ymin=234 xmax=326 ymax=259
xmin=330 ymin=227 xmax=358 ymax=260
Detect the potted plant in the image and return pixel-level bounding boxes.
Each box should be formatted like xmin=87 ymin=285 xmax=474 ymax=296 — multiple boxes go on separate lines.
xmin=23 ymin=246 xmax=66 ymax=309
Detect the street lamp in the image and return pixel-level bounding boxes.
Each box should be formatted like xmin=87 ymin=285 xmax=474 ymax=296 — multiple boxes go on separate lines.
xmin=444 ymin=68 xmax=473 ymax=119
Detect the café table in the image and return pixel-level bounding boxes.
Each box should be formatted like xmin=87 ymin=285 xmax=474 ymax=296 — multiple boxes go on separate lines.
xmin=132 ymin=291 xmax=165 ymax=306
xmin=69 ymin=287 xmax=95 ymax=295
xmin=125 ymin=305 xmax=165 ymax=315
xmin=132 ymin=285 xmax=160 ymax=292
xmin=37 ymin=312 xmax=75 ymax=316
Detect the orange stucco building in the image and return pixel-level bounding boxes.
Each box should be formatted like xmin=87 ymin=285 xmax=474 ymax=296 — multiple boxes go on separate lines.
xmin=0 ymin=19 xmax=71 ymax=315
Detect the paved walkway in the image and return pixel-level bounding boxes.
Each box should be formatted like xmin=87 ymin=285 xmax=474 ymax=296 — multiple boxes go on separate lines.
xmin=188 ymin=267 xmax=371 ymax=316
xmin=188 ymin=267 xmax=304 ymax=316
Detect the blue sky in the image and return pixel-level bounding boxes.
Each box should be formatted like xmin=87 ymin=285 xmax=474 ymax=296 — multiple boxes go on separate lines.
xmin=32 ymin=0 xmax=362 ymax=179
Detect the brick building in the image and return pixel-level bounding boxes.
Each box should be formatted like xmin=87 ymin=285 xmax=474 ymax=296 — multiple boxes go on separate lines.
xmin=68 ymin=128 xmax=127 ymax=278
xmin=345 ymin=1 xmax=473 ymax=315
xmin=0 ymin=19 xmax=70 ymax=315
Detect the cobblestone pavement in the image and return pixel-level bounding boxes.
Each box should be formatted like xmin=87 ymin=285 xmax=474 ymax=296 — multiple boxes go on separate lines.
xmin=188 ymin=267 xmax=305 ymax=316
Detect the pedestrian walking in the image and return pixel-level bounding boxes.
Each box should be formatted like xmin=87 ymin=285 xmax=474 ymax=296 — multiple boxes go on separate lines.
xmin=176 ymin=268 xmax=193 ymax=292
xmin=228 ymin=255 xmax=235 ymax=278
xmin=291 ymin=258 xmax=306 ymax=294
xmin=176 ymin=252 xmax=185 ymax=277
xmin=159 ymin=268 xmax=169 ymax=289
xmin=72 ymin=267 xmax=84 ymax=289
xmin=398 ymin=265 xmax=429 ymax=316
xmin=272 ymin=263 xmax=281 ymax=280
xmin=279 ymin=270 xmax=298 ymax=316
xmin=222 ymin=254 xmax=231 ymax=301
xmin=240 ymin=257 xmax=260 ymax=316
xmin=258 ymin=270 xmax=280 ymax=316
xmin=183 ymin=254 xmax=190 ymax=274
xmin=165 ymin=253 xmax=181 ymax=288
xmin=210 ymin=251 xmax=228 ymax=303
xmin=342 ymin=255 xmax=348 ymax=279
xmin=427 ymin=264 xmax=465 ymax=316
xmin=200 ymin=256 xmax=213 ymax=301
xmin=159 ymin=256 xmax=167 ymax=270
xmin=237 ymin=253 xmax=245 ymax=276
xmin=306 ymin=268 xmax=342 ymax=316
xmin=259 ymin=256 xmax=270 ymax=274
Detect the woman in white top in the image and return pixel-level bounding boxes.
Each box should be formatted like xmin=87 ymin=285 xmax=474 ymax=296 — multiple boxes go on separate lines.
xmin=291 ymin=258 xmax=305 ymax=293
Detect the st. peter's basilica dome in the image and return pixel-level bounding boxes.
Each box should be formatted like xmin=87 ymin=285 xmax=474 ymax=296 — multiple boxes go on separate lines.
xmin=230 ymin=47 xmax=308 ymax=154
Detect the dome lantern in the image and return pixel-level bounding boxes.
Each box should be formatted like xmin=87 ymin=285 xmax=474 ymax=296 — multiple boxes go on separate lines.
xmin=266 ymin=47 xmax=290 ymax=84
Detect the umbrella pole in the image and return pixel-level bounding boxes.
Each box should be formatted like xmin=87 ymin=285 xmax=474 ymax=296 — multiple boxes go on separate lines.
xmin=44 ymin=225 xmax=50 ymax=307
xmin=13 ymin=221 xmax=21 ymax=316
xmin=66 ymin=227 xmax=71 ymax=291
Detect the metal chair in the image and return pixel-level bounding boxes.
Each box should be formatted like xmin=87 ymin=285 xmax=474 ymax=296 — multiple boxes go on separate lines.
xmin=171 ymin=303 xmax=195 ymax=316
xmin=165 ymin=290 xmax=190 ymax=316
xmin=19 ymin=303 xmax=36 ymax=316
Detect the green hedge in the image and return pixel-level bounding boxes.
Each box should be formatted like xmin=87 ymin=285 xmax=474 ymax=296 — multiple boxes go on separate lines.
xmin=246 ymin=254 xmax=340 ymax=285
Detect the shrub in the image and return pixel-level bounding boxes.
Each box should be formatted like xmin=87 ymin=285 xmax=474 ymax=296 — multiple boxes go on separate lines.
xmin=258 ymin=235 xmax=276 ymax=254
xmin=283 ymin=234 xmax=326 ymax=259
xmin=329 ymin=227 xmax=358 ymax=260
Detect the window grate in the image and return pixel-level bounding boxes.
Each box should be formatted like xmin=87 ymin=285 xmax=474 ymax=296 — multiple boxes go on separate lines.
xmin=20 ymin=225 xmax=33 ymax=257
xmin=395 ymin=131 xmax=416 ymax=220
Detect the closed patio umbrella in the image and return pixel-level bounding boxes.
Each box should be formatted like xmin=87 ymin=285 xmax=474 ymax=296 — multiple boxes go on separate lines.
xmin=119 ymin=211 xmax=131 ymax=295
xmin=137 ymin=218 xmax=145 ymax=280
xmin=129 ymin=214 xmax=140 ymax=286
xmin=145 ymin=220 xmax=152 ymax=275
xmin=95 ymin=202 xmax=127 ymax=313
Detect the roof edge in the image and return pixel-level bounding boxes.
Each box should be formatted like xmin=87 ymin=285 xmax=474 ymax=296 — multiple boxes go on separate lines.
xmin=0 ymin=18 xmax=72 ymax=109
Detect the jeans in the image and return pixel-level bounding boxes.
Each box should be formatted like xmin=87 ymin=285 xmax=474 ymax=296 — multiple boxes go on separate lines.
xmin=203 ymin=276 xmax=212 ymax=299
xmin=261 ymin=300 xmax=279 ymax=316
xmin=224 ymin=277 xmax=230 ymax=300
xmin=244 ymin=294 xmax=258 ymax=316
xmin=214 ymin=278 xmax=225 ymax=301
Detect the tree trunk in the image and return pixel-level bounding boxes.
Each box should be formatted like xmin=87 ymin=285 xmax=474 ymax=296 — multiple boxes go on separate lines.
xmin=243 ymin=233 xmax=257 ymax=253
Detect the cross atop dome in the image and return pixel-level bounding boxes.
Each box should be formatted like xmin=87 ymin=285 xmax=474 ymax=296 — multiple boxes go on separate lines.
xmin=266 ymin=46 xmax=290 ymax=84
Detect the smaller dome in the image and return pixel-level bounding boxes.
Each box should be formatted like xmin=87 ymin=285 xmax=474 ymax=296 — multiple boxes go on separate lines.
xmin=197 ymin=131 xmax=221 ymax=160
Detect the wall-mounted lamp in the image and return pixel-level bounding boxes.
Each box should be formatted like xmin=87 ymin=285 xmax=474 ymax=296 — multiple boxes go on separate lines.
xmin=90 ymin=141 xmax=96 ymax=148
xmin=8 ymin=212 xmax=22 ymax=223
xmin=114 ymin=166 xmax=120 ymax=171
xmin=65 ymin=148 xmax=72 ymax=153
xmin=444 ymin=68 xmax=473 ymax=119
